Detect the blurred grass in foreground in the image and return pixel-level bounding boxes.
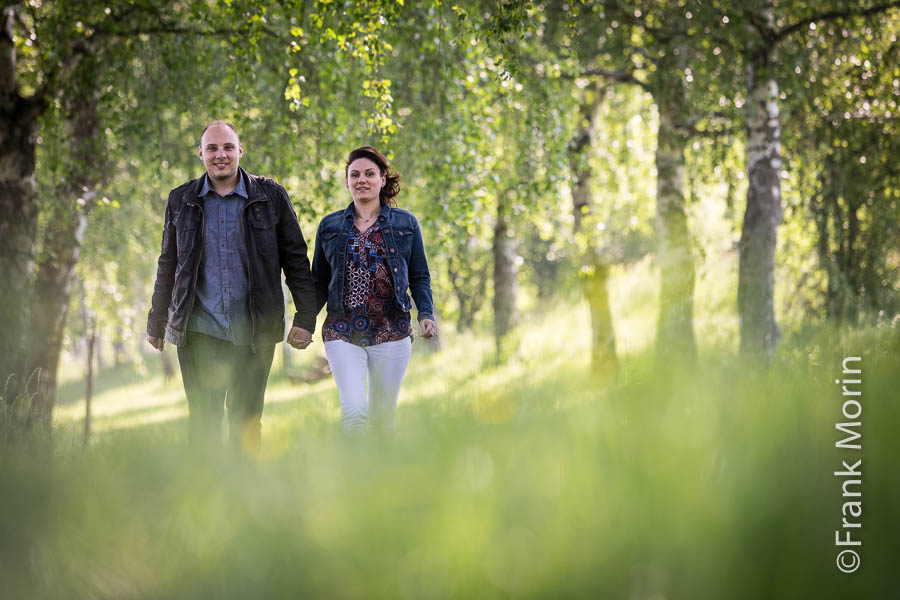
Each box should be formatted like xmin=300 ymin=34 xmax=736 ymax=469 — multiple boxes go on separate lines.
xmin=2 ymin=299 xmax=898 ymax=599
xmin=6 ymin=232 xmax=900 ymax=600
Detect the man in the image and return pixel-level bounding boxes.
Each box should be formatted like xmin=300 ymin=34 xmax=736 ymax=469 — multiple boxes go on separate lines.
xmin=147 ymin=120 xmax=315 ymax=454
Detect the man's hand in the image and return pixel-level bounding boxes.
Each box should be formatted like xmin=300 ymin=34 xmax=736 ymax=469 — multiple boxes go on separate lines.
xmin=147 ymin=336 xmax=165 ymax=351
xmin=419 ymin=319 xmax=437 ymax=338
xmin=287 ymin=326 xmax=313 ymax=350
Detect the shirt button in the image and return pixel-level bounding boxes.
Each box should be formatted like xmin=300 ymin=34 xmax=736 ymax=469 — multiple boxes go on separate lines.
xmin=393 ymin=267 xmax=398 ymax=272
xmin=390 ymin=248 xmax=395 ymax=253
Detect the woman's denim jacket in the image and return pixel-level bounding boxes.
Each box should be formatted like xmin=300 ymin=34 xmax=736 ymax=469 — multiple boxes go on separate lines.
xmin=311 ymin=202 xmax=434 ymax=323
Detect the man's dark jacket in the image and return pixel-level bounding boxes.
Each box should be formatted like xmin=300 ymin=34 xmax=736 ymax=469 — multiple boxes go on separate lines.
xmin=147 ymin=168 xmax=317 ymax=348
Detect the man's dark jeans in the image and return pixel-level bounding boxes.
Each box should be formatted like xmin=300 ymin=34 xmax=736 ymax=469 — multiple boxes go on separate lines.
xmin=177 ymin=331 xmax=276 ymax=454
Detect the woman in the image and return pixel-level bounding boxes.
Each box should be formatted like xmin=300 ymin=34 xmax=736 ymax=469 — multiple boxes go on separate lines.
xmin=307 ymin=147 xmax=436 ymax=430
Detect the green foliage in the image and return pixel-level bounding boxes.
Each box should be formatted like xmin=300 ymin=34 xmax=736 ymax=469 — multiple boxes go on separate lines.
xmin=283 ymin=0 xmax=410 ymax=139
xmin=584 ymin=85 xmax=658 ymax=263
xmin=778 ymin=7 xmax=900 ymax=324
xmin=12 ymin=0 xmax=900 ymax=396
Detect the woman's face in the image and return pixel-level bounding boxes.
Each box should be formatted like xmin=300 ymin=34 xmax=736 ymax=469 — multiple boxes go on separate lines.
xmin=346 ymin=157 xmax=385 ymax=203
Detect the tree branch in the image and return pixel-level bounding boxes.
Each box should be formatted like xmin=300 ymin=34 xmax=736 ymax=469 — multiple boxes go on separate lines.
xmin=604 ymin=0 xmax=679 ymax=44
xmin=1 ymin=7 xmax=16 ymax=99
xmin=31 ymin=36 xmax=92 ymax=105
xmin=743 ymin=7 xmax=772 ymax=41
xmin=90 ymin=23 xmax=284 ymax=41
xmin=573 ymin=66 xmax=650 ymax=92
xmin=774 ymin=1 xmax=900 ymax=44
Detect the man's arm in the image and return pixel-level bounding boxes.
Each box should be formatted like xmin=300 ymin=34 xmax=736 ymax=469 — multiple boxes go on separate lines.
xmin=273 ymin=184 xmax=318 ymax=334
xmin=146 ymin=194 xmax=178 ymax=350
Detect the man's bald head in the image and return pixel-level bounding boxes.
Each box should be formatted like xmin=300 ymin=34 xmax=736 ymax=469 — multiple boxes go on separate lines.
xmin=200 ymin=120 xmax=240 ymax=146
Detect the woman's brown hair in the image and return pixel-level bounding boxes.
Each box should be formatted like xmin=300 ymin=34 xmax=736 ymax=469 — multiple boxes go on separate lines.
xmin=345 ymin=146 xmax=401 ymax=206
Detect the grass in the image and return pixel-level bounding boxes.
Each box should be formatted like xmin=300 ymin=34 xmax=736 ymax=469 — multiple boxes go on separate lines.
xmin=3 ymin=253 xmax=899 ymax=598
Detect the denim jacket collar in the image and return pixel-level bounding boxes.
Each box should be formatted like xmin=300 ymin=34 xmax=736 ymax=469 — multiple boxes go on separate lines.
xmin=342 ymin=201 xmax=393 ymax=223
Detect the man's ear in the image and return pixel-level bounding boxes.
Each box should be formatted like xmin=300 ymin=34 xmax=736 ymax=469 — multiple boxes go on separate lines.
xmin=239 ymin=143 xmax=244 ymax=157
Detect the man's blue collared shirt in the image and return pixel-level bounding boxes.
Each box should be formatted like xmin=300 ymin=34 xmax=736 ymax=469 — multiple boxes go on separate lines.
xmin=186 ymin=173 xmax=252 ymax=345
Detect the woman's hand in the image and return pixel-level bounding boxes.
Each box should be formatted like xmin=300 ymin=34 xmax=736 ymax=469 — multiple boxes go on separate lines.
xmin=288 ymin=327 xmax=313 ymax=349
xmin=419 ymin=319 xmax=437 ymax=338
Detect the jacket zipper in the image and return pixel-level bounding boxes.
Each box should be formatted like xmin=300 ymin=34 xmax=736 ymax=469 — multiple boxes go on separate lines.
xmin=183 ymin=201 xmax=205 ymax=339
xmin=242 ymin=198 xmax=265 ymax=354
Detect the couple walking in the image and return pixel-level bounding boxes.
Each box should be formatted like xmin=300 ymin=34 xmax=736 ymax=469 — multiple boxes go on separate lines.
xmin=146 ymin=121 xmax=435 ymax=453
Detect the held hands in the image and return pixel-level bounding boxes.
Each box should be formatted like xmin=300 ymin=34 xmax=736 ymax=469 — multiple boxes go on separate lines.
xmin=150 ymin=330 xmax=314 ymax=350
xmin=287 ymin=326 xmax=313 ymax=350
xmin=419 ymin=319 xmax=437 ymax=338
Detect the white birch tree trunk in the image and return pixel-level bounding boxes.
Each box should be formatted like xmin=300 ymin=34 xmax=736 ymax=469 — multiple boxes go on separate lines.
xmin=0 ymin=8 xmax=43 ymax=397
xmin=739 ymin=2 xmax=782 ymax=357
xmin=654 ymin=58 xmax=697 ymax=361
xmin=492 ymin=194 xmax=518 ymax=358
xmin=569 ymin=87 xmax=617 ymax=378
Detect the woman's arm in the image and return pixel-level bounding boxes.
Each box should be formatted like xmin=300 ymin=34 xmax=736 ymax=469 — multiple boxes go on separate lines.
xmin=407 ymin=216 xmax=434 ymax=322
xmin=310 ymin=219 xmax=331 ymax=317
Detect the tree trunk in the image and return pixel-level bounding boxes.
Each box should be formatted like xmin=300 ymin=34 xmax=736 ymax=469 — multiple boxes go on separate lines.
xmin=569 ymin=86 xmax=617 ymax=378
xmin=843 ymin=196 xmax=861 ymax=324
xmin=81 ymin=286 xmax=95 ymax=446
xmin=739 ymin=3 xmax=782 ymax=357
xmin=454 ymin=292 xmax=476 ymax=332
xmin=113 ymin=330 xmax=126 ymax=366
xmin=811 ymin=170 xmax=838 ymax=319
xmin=583 ymin=261 xmax=616 ymax=379
xmin=27 ymin=209 xmax=90 ymax=417
xmin=654 ymin=81 xmax=697 ymax=361
xmin=160 ymin=350 xmax=175 ymax=382
xmin=448 ymin=245 xmax=486 ymax=333
xmin=26 ymin=75 xmax=102 ymax=423
xmin=492 ymin=195 xmax=518 ymax=357
xmin=0 ymin=8 xmax=44 ymax=397
xmin=94 ymin=329 xmax=106 ymax=371
xmin=83 ymin=327 xmax=94 ymax=445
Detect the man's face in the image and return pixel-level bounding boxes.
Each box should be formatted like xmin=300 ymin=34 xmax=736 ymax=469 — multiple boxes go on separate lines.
xmin=199 ymin=125 xmax=242 ymax=182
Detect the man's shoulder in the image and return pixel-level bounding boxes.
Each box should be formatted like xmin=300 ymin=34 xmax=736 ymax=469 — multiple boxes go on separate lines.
xmin=246 ymin=172 xmax=286 ymax=193
xmin=167 ymin=178 xmax=202 ymax=204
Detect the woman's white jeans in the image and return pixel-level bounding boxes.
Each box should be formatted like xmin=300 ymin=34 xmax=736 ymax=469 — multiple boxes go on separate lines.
xmin=324 ymin=337 xmax=412 ymax=430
